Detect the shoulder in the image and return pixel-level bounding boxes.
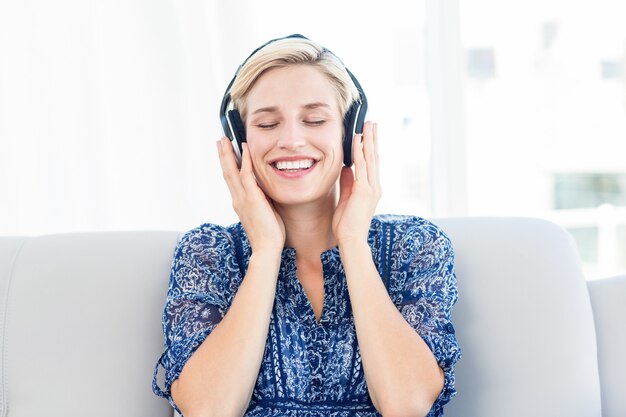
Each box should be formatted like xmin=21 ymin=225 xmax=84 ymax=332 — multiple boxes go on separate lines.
xmin=374 ymin=214 xmax=454 ymax=268
xmin=173 ymin=221 xmax=245 ymax=267
xmin=178 ymin=223 xmax=239 ymax=252
xmin=382 ymin=215 xmax=457 ymax=305
xmin=373 ymin=214 xmax=451 ymax=245
xmin=169 ymin=222 xmax=245 ymax=306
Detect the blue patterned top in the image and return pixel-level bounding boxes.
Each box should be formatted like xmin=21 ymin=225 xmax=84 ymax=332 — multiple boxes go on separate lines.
xmin=152 ymin=214 xmax=461 ymax=416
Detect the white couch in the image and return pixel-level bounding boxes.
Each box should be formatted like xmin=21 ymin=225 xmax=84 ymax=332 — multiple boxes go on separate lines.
xmin=1 ymin=217 xmax=624 ymax=417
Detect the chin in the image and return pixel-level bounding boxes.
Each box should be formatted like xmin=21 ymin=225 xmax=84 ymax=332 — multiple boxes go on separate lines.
xmin=270 ymin=190 xmax=321 ymax=206
xmin=267 ymin=183 xmax=337 ymax=207
xmin=256 ymin=169 xmax=340 ymax=207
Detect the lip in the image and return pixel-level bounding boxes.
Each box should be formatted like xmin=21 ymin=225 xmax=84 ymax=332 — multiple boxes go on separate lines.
xmin=268 ymin=155 xmax=320 ymax=164
xmin=271 ymin=160 xmax=318 ymax=179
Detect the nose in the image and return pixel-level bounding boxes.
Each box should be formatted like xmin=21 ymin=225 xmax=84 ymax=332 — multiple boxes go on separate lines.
xmin=276 ymin=119 xmax=306 ymax=150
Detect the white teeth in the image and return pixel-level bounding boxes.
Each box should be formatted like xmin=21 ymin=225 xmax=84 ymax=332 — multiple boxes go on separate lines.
xmin=274 ymin=159 xmax=315 ymax=170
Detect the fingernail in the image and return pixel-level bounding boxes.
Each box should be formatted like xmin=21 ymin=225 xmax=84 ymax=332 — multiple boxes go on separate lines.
xmin=216 ymin=139 xmax=222 ymax=151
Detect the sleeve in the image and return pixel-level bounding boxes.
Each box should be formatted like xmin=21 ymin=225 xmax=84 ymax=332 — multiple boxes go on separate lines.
xmin=151 ymin=225 xmax=236 ymax=415
xmin=390 ymin=218 xmax=462 ymax=417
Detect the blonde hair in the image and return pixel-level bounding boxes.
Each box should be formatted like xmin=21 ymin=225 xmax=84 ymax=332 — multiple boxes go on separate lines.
xmin=229 ymin=36 xmax=360 ymax=123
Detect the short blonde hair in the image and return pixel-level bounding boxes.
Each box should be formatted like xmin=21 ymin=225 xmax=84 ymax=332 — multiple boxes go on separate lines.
xmin=229 ymin=36 xmax=360 ymax=123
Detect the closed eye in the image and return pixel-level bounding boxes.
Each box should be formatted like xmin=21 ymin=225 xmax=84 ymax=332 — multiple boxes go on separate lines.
xmin=257 ymin=123 xmax=278 ymax=129
xmin=305 ymin=120 xmax=325 ymax=126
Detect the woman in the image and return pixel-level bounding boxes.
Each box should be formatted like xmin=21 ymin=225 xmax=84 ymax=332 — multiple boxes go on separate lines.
xmin=152 ymin=34 xmax=461 ymax=417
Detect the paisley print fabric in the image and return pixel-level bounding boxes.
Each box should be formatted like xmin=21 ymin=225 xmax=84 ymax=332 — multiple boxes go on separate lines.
xmin=152 ymin=214 xmax=461 ymax=416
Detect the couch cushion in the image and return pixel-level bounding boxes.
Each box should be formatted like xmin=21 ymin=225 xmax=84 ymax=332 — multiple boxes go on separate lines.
xmin=1 ymin=232 xmax=180 ymax=417
xmin=433 ymin=217 xmax=601 ymax=417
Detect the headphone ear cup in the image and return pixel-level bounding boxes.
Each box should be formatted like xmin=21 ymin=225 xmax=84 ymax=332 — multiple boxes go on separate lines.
xmin=227 ymin=109 xmax=246 ymax=163
xmin=342 ymin=101 xmax=363 ymax=167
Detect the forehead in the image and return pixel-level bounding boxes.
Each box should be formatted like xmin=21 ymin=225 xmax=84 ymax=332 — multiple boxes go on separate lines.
xmin=246 ymin=65 xmax=340 ymax=113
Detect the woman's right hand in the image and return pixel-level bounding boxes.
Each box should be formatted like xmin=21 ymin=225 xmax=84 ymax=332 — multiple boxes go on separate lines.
xmin=217 ymin=137 xmax=286 ymax=255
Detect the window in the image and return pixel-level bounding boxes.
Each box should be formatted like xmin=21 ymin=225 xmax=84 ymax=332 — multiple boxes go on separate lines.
xmin=459 ymin=0 xmax=626 ymax=279
xmin=554 ymin=173 xmax=626 ymax=209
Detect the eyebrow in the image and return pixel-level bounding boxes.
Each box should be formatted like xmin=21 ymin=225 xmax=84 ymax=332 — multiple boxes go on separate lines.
xmin=250 ymin=102 xmax=332 ymax=115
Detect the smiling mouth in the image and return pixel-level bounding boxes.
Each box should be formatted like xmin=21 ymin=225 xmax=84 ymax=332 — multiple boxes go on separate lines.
xmin=270 ymin=160 xmax=319 ymax=177
xmin=271 ymin=159 xmax=318 ymax=172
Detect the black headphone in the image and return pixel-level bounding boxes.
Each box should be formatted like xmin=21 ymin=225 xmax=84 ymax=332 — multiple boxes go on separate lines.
xmin=219 ymin=34 xmax=368 ymax=167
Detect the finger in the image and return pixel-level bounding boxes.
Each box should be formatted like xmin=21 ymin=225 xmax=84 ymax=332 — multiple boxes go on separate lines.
xmin=352 ymin=127 xmax=367 ymax=184
xmin=239 ymin=142 xmax=260 ymax=192
xmin=373 ymin=122 xmax=379 ymax=157
xmin=362 ymin=121 xmax=378 ymax=186
xmin=217 ymin=137 xmax=244 ymax=200
xmin=362 ymin=121 xmax=376 ymax=171
xmin=337 ymin=166 xmax=354 ymax=206
xmin=369 ymin=122 xmax=380 ymax=190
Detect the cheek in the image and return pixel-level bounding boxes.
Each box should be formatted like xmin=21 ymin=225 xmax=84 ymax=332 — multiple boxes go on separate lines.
xmin=332 ymin=133 xmax=346 ymax=165
xmin=244 ymin=140 xmax=272 ymax=189
xmin=245 ymin=139 xmax=268 ymax=161
xmin=317 ymin=124 xmax=344 ymax=151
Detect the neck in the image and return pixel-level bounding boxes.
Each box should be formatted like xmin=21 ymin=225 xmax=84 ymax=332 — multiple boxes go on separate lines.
xmin=273 ymin=186 xmax=338 ymax=259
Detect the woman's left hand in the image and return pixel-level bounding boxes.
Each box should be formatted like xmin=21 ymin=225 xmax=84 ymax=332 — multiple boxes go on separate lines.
xmin=332 ymin=121 xmax=382 ymax=246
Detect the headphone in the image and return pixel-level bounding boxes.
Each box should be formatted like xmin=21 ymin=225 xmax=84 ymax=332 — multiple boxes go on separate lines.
xmin=219 ymin=34 xmax=368 ymax=167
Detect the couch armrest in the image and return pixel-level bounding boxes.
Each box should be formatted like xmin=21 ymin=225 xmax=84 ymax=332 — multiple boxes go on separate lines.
xmin=587 ymin=274 xmax=626 ymax=417
xmin=0 ymin=237 xmax=28 ymax=415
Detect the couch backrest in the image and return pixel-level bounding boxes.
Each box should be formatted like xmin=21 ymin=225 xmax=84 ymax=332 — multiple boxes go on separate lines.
xmin=0 ymin=232 xmax=181 ymax=417
xmin=0 ymin=218 xmax=608 ymax=417
xmin=433 ymin=217 xmax=601 ymax=417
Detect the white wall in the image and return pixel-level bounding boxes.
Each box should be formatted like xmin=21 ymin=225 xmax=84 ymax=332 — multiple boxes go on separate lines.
xmin=0 ymin=0 xmax=434 ymax=235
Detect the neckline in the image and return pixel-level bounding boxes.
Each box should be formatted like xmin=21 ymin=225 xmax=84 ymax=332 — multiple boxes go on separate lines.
xmin=280 ymin=245 xmax=341 ymax=327
xmin=281 ymin=245 xmax=340 ymax=264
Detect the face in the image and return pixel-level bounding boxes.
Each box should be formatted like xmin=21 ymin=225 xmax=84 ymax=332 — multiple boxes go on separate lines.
xmin=244 ymin=64 xmax=344 ymax=206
